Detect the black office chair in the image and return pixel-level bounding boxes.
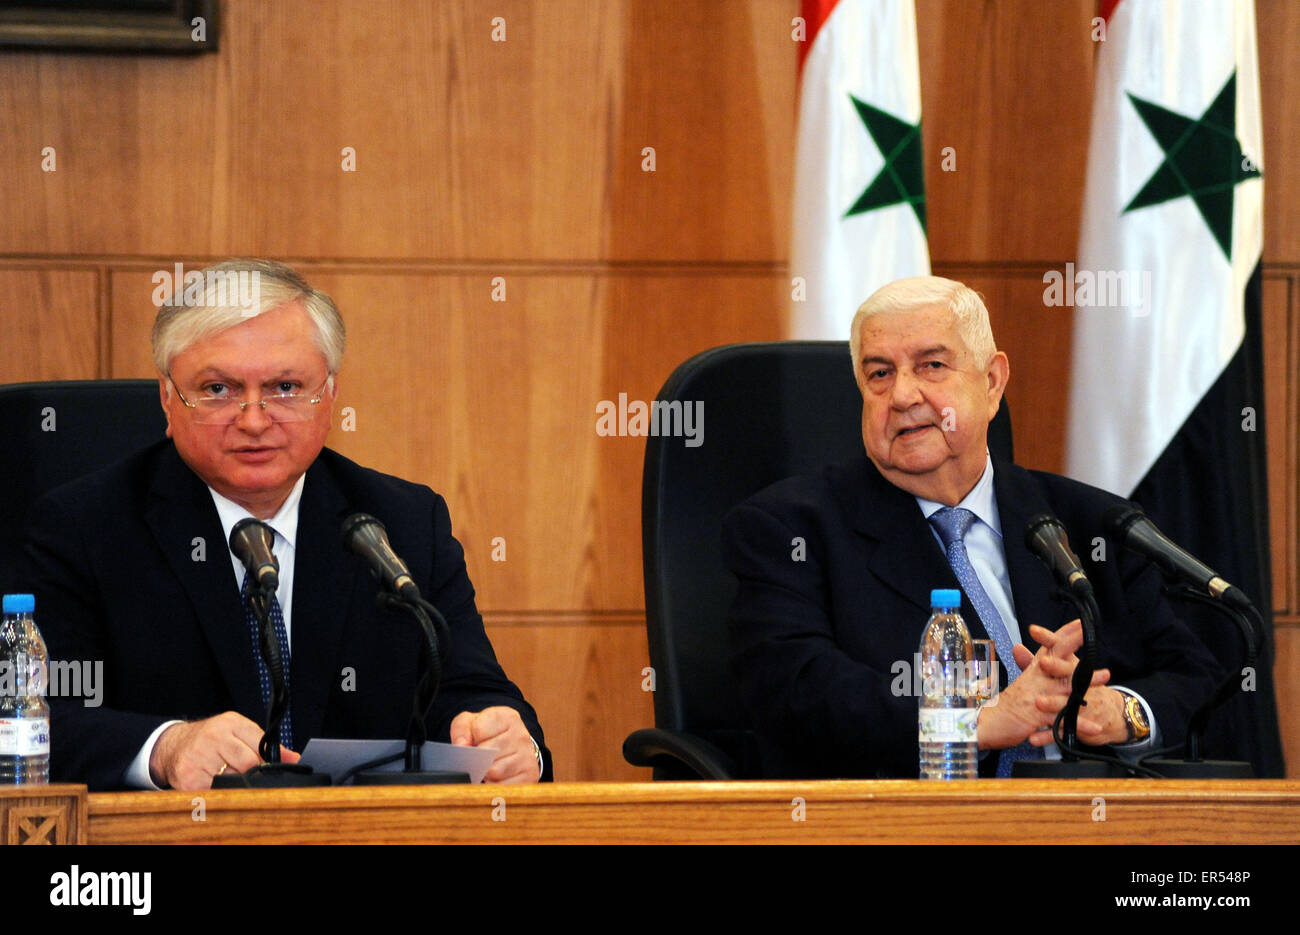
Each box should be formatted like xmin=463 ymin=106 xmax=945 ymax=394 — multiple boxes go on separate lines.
xmin=623 ymin=341 xmax=1014 ymax=779
xmin=0 ymin=379 xmax=166 ymax=593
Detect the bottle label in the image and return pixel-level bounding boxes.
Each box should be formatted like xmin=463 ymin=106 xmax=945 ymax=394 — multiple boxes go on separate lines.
xmin=0 ymin=718 xmax=50 ymax=756
xmin=918 ymin=707 xmax=978 ymax=743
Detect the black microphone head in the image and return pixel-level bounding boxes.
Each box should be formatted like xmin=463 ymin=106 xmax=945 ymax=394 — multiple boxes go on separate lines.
xmin=341 ymin=512 xmax=420 ymax=599
xmin=230 ymin=518 xmax=279 ymax=590
xmin=1103 ymin=503 xmax=1145 ymax=541
xmin=1025 ymin=513 xmax=1092 ymax=595
xmin=341 ymin=512 xmax=385 ymax=550
xmin=1024 ymin=513 xmax=1066 ymax=556
xmin=231 ymin=516 xmax=273 ymax=549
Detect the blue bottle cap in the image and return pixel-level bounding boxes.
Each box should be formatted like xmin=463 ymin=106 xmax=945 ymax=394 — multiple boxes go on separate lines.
xmin=930 ymin=588 xmax=961 ymax=609
xmin=2 ymin=594 xmax=35 ymax=614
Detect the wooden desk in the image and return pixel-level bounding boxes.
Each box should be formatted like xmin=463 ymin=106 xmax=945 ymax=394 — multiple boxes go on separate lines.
xmin=68 ymin=779 xmax=1300 ymax=844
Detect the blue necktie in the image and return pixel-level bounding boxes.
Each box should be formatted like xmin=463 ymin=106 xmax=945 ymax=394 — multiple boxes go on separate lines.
xmin=241 ymin=572 xmax=294 ymax=751
xmin=929 ymin=506 xmax=1040 ymax=776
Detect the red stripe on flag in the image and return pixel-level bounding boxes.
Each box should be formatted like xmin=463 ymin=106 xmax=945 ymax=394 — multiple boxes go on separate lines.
xmin=797 ymin=0 xmax=840 ymax=72
xmin=1099 ymin=0 xmax=1122 ymax=24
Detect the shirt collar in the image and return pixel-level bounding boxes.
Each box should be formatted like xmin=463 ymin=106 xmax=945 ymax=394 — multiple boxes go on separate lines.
xmin=208 ymin=473 xmax=307 ymax=552
xmin=915 ymin=454 xmax=1002 ymax=538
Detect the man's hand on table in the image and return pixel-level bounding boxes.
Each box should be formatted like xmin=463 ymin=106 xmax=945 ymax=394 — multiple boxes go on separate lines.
xmin=449 ymin=706 xmax=541 ymax=783
xmin=149 ymin=711 xmax=300 ymax=790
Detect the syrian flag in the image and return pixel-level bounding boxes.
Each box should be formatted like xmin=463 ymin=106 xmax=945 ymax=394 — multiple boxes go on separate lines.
xmin=1065 ymin=0 xmax=1283 ymax=775
xmin=788 ymin=0 xmax=930 ymax=339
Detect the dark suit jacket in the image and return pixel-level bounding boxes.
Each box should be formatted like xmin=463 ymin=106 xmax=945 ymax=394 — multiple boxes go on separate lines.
xmin=21 ymin=440 xmax=550 ymax=790
xmin=722 ymin=452 xmax=1221 ymax=779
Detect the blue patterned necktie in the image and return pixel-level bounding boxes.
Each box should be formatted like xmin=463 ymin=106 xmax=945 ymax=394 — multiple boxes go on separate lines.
xmin=929 ymin=506 xmax=1041 ymax=776
xmin=241 ymin=572 xmax=294 ymax=750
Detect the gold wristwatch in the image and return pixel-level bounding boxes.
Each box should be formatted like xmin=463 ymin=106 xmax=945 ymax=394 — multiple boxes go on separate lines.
xmin=1121 ymin=692 xmax=1151 ymax=743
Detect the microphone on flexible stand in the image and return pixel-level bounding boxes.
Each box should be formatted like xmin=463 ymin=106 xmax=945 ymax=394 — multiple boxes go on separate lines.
xmin=341 ymin=513 xmax=465 ymax=785
xmin=1013 ymin=515 xmax=1122 ymax=777
xmin=216 ymin=518 xmax=331 ymax=788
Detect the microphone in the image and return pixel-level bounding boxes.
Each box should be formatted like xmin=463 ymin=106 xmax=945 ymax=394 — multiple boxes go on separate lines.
xmin=1104 ymin=505 xmax=1251 ymax=610
xmin=341 ymin=513 xmax=419 ymax=599
xmin=1018 ymin=513 xmax=1106 ymax=775
xmin=230 ymin=518 xmax=280 ymax=592
xmin=1025 ymin=514 xmax=1093 ymax=597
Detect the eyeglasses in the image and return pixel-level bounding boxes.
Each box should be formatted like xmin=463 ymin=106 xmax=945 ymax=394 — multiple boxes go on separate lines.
xmin=169 ymin=375 xmax=334 ymax=425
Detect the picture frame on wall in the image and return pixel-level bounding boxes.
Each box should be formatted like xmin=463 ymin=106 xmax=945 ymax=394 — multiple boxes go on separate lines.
xmin=0 ymin=0 xmax=218 ymax=54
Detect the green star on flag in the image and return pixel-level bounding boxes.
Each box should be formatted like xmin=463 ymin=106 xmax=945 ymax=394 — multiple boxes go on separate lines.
xmin=844 ymin=94 xmax=926 ymax=234
xmin=1123 ymin=71 xmax=1261 ymax=259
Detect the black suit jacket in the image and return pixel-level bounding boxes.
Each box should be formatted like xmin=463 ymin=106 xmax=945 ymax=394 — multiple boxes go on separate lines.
xmin=722 ymin=452 xmax=1221 ymax=779
xmin=21 ymin=441 xmax=549 ymax=790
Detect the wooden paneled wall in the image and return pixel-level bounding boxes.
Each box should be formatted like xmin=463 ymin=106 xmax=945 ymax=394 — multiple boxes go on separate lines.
xmin=0 ymin=1 xmax=1295 ymax=779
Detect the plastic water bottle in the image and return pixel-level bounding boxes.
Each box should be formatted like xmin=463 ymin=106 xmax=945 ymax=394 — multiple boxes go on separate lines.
xmin=0 ymin=594 xmax=50 ymax=784
xmin=918 ymin=588 xmax=977 ymax=780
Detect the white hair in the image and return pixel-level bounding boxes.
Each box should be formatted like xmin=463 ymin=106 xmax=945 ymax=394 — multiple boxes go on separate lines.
xmin=849 ymin=276 xmax=996 ymax=386
xmin=151 ymin=258 xmax=345 ymax=375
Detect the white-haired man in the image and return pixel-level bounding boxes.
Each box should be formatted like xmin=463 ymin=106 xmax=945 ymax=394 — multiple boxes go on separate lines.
xmin=23 ymin=259 xmax=548 ymax=790
xmin=724 ymin=276 xmax=1219 ymax=777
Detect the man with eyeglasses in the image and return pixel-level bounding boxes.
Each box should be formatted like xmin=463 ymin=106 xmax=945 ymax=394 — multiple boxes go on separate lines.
xmin=21 ymin=259 xmax=549 ymax=790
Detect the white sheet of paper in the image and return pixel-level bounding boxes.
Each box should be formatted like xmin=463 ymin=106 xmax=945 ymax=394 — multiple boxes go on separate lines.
xmin=300 ymin=738 xmax=498 ymax=785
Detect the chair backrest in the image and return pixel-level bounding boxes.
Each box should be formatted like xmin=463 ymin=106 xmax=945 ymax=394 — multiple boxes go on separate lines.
xmin=0 ymin=379 xmax=166 ymax=592
xmin=641 ymin=342 xmax=1013 ymax=773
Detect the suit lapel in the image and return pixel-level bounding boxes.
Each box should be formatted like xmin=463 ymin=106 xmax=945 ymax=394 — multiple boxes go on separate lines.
xmin=992 ymin=458 xmax=1074 ymax=653
xmin=144 ymin=445 xmax=263 ymax=721
xmin=288 ymin=458 xmax=365 ymax=747
xmin=843 ymin=456 xmax=961 ymax=624
xmin=844 ymin=453 xmax=1075 ymax=653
